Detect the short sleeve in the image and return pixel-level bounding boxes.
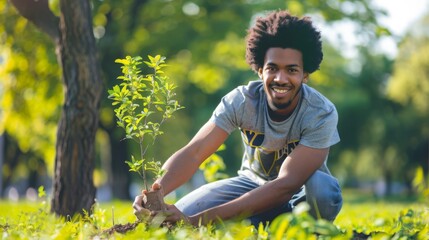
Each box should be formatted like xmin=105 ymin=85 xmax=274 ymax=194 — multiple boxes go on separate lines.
xmin=209 ymin=88 xmax=245 ymax=134
xmin=299 ymin=106 xmax=340 ymax=149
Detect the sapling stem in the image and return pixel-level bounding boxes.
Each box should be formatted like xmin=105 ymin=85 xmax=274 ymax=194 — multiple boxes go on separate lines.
xmin=140 ymin=138 xmax=148 ymax=191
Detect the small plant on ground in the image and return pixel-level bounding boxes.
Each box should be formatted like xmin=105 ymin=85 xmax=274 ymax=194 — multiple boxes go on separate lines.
xmin=199 ymin=144 xmax=229 ymax=183
xmin=412 ymin=166 xmax=429 ymax=203
xmin=1 ymin=196 xmax=429 ymax=238
xmin=108 ymin=55 xmax=183 ymax=212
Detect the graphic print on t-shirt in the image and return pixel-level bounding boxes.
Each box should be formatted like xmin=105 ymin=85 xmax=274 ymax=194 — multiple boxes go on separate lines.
xmin=241 ymin=128 xmax=299 ymax=179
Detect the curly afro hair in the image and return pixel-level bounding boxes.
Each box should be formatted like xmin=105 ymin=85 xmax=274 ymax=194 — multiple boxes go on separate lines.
xmin=245 ymin=10 xmax=323 ymax=74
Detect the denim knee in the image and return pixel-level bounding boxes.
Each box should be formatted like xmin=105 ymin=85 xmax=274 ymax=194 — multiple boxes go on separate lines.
xmin=305 ymin=170 xmax=342 ymax=221
xmin=175 ymin=176 xmax=259 ymax=216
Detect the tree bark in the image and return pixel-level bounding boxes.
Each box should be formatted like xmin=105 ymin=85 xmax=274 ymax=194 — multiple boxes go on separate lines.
xmin=9 ymin=0 xmax=59 ymax=40
xmin=10 ymin=0 xmax=102 ymax=216
xmin=50 ymin=0 xmax=102 ymax=216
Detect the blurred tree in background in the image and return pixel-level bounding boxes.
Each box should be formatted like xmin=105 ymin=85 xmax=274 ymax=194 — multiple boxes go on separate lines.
xmin=386 ymin=14 xmax=429 ymax=193
xmin=330 ymin=11 xmax=429 ymax=195
xmin=0 ymin=1 xmax=61 ymax=194
xmin=3 ymin=0 xmax=103 ymax=217
xmin=1 ymin=0 xmax=427 ymax=214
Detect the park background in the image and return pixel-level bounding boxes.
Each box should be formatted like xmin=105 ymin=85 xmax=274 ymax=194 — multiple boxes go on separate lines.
xmin=0 ymin=0 xmax=428 ymax=216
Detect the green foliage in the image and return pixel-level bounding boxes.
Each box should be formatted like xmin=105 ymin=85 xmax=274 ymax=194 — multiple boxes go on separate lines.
xmin=37 ymin=186 xmax=46 ymax=198
xmin=144 ymin=161 xmax=166 ymax=182
xmin=387 ymin=25 xmax=429 ymax=114
xmin=108 ymin=55 xmax=183 ymax=189
xmin=270 ymin=203 xmax=344 ymax=239
xmin=0 ymin=1 xmax=62 ymax=174
xmin=335 ymin=199 xmax=429 ymax=239
xmin=412 ymin=166 xmax=429 ymax=202
xmin=199 ymin=144 xmax=229 ymax=183
xmin=1 ymin=197 xmax=428 ymax=239
xmin=48 ymin=0 xmax=60 ymax=16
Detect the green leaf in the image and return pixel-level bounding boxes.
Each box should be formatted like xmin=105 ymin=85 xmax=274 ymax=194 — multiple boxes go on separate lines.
xmin=143 ymin=61 xmax=153 ymax=67
xmin=38 ymin=186 xmax=46 ymax=198
xmin=115 ymin=58 xmax=129 ymax=65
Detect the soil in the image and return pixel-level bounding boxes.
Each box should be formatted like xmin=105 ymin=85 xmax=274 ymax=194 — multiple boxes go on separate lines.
xmin=101 ymin=189 xmax=168 ymax=236
xmin=352 ymin=231 xmax=370 ymax=240
xmin=102 ymin=221 xmax=141 ymax=235
xmin=144 ymin=190 xmax=167 ymax=211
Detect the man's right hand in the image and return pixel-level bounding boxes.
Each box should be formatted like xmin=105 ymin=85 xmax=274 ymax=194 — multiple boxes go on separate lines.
xmin=133 ymin=194 xmax=151 ymax=220
xmin=150 ymin=182 xmax=162 ymax=192
xmin=132 ymin=182 xmax=163 ymax=220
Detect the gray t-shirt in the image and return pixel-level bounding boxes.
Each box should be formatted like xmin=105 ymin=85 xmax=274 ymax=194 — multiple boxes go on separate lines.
xmin=210 ymin=80 xmax=340 ymax=185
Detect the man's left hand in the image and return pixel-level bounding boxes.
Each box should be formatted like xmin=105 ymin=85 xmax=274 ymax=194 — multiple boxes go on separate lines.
xmin=163 ymin=204 xmax=197 ymax=226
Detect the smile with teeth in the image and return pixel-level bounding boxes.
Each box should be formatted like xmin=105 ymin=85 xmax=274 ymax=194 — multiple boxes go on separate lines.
xmin=272 ymin=87 xmax=290 ymax=94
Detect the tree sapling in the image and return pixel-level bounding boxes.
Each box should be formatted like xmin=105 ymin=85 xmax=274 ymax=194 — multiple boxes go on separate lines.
xmin=108 ymin=55 xmax=183 ymax=214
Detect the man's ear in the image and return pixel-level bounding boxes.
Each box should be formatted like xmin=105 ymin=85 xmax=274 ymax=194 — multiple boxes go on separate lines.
xmin=258 ymin=68 xmax=263 ymax=79
xmin=303 ymin=73 xmax=309 ymax=83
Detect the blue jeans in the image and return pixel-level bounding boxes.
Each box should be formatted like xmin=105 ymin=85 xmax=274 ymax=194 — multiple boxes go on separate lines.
xmin=175 ymin=170 xmax=342 ymax=226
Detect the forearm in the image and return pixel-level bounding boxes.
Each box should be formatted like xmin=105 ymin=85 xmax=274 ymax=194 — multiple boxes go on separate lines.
xmin=191 ymin=177 xmax=298 ymax=225
xmin=155 ymin=148 xmax=201 ymax=195
xmin=155 ymin=122 xmax=228 ymax=196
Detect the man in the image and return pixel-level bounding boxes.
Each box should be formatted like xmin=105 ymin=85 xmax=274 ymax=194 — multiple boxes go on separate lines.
xmin=133 ymin=10 xmax=342 ymax=226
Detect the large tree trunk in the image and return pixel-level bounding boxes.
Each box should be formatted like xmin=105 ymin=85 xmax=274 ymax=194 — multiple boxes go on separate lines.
xmin=10 ymin=0 xmax=102 ymax=216
xmin=51 ymin=0 xmax=102 ymax=216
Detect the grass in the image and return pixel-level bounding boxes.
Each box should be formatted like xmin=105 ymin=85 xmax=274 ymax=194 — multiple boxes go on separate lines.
xmin=335 ymin=191 xmax=428 ymax=238
xmin=0 ymin=190 xmax=428 ymax=239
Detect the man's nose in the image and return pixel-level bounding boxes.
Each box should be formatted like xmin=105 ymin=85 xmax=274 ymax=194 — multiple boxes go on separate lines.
xmin=274 ymin=70 xmax=288 ymax=83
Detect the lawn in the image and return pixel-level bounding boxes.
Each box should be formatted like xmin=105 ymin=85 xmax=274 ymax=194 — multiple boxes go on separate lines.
xmin=0 ymin=190 xmax=427 ymax=239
